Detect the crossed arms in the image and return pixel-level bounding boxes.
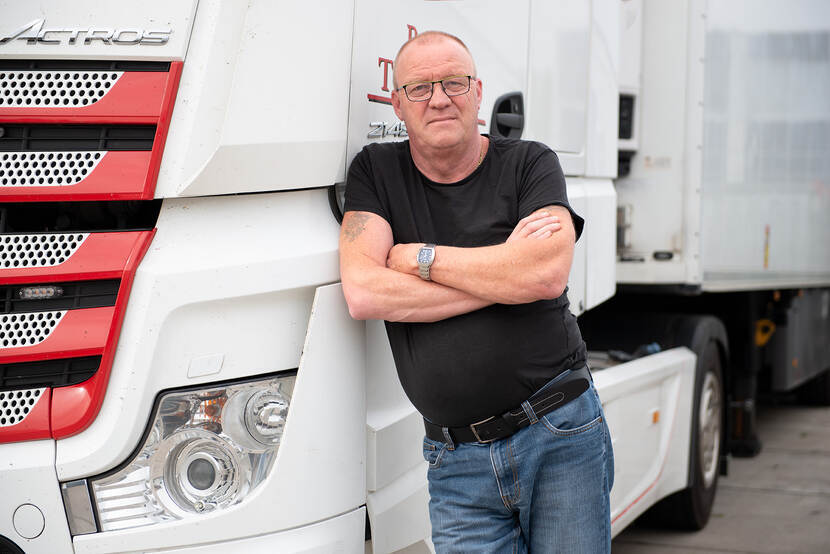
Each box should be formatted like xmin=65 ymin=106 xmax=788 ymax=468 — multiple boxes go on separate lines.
xmin=339 ymin=206 xmax=576 ymax=323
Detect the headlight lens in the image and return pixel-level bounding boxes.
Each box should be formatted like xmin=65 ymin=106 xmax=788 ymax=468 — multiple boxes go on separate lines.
xmin=89 ymin=373 xmax=295 ymax=531
xmin=245 ymin=389 xmax=290 ymax=445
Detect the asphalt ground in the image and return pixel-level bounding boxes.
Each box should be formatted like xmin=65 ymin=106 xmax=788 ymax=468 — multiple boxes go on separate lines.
xmin=612 ymin=400 xmax=830 ymax=553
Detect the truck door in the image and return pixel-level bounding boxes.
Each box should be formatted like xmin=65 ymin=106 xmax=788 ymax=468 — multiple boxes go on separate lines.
xmin=346 ymin=2 xmax=531 ymax=551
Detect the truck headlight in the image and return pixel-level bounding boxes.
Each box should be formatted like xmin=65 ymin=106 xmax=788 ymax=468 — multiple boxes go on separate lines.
xmin=88 ymin=373 xmax=295 ymax=531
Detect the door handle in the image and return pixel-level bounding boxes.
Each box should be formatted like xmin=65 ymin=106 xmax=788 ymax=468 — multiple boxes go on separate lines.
xmin=490 ymin=92 xmax=524 ymax=138
xmin=495 ymin=113 xmax=524 ymax=129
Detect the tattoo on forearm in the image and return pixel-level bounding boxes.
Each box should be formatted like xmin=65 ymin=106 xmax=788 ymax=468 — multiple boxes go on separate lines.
xmin=343 ymin=212 xmax=371 ymax=242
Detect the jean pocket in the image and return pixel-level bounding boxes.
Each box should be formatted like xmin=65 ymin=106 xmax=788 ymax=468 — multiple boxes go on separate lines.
xmin=540 ymin=386 xmax=604 ymax=437
xmin=422 ymin=438 xmax=447 ymax=469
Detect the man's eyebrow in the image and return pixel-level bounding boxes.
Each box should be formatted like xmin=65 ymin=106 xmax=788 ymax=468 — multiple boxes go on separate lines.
xmin=403 ymin=73 xmax=469 ymax=85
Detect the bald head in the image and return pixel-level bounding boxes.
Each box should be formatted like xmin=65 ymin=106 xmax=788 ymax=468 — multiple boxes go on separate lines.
xmin=392 ymin=31 xmax=477 ymax=89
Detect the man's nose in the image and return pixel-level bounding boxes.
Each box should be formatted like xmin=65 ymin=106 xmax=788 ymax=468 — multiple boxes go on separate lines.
xmin=428 ymin=83 xmax=452 ymax=107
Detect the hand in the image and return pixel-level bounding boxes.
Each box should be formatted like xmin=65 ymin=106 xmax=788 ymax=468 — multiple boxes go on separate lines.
xmin=387 ymin=243 xmax=421 ymax=275
xmin=506 ymin=210 xmax=562 ymax=242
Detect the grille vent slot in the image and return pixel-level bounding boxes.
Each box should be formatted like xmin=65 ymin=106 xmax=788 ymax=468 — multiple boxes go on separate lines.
xmin=0 ymin=71 xmax=122 ymax=107
xmin=0 ymin=60 xmax=170 ymax=72
xmin=0 ymin=125 xmax=155 ymax=152
xmin=0 ymin=388 xmax=44 ymax=426
xmin=1 ymin=151 xmax=104 ymax=187
xmin=0 ymin=201 xmax=162 ymax=233
xmin=0 ymin=355 xmax=100 ymax=389
xmin=0 ymin=233 xmax=88 ymax=268
xmin=1 ymin=311 xmax=65 ymax=348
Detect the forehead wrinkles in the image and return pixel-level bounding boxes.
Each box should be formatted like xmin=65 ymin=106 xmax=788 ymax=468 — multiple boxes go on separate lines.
xmin=394 ymin=39 xmax=475 ymax=86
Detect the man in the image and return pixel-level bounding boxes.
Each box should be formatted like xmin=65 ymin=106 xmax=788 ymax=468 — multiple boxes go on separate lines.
xmin=339 ymin=31 xmax=613 ymax=553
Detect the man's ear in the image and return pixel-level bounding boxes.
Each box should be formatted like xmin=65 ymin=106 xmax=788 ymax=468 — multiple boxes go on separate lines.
xmin=475 ymin=78 xmax=483 ymax=112
xmin=391 ymin=90 xmax=404 ymax=120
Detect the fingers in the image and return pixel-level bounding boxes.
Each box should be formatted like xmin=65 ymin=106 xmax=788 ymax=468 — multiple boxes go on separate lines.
xmin=507 ymin=210 xmax=564 ymax=242
xmin=386 ymin=243 xmax=419 ymax=274
xmin=529 ymin=222 xmax=561 ymax=238
xmin=516 ymin=210 xmax=554 ymax=229
xmin=386 ymin=244 xmax=403 ymax=270
xmin=516 ymin=215 xmax=560 ymax=237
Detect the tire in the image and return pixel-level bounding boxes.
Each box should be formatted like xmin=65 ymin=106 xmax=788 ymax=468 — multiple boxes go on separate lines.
xmin=644 ymin=332 xmax=725 ymax=530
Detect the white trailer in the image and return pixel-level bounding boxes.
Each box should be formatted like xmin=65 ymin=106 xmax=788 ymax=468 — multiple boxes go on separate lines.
xmin=582 ymin=0 xmax=830 ymax=481
xmin=0 ymin=0 xmax=824 ymax=552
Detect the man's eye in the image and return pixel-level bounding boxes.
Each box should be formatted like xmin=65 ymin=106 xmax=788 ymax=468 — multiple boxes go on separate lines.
xmin=409 ymin=84 xmax=432 ymax=96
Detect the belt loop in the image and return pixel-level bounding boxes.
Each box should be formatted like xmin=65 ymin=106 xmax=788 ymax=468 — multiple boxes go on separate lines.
xmin=441 ymin=427 xmax=456 ymax=450
xmin=521 ymin=400 xmax=539 ymax=424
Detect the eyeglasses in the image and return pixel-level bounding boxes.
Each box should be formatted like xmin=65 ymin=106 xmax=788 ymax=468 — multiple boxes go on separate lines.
xmin=397 ymin=75 xmax=473 ymax=102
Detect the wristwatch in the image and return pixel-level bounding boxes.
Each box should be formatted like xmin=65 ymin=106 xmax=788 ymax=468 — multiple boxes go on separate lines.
xmin=417 ymin=243 xmax=436 ymax=281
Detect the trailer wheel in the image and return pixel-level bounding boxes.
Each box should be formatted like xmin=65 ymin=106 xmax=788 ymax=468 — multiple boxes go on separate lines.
xmin=690 ymin=342 xmax=723 ymax=521
xmin=643 ymin=329 xmax=725 ymax=530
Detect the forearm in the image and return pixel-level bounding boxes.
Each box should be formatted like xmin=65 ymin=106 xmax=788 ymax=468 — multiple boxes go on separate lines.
xmin=385 ymin=206 xmax=574 ymax=304
xmin=429 ymin=238 xmax=572 ymax=304
xmin=342 ymin=260 xmax=491 ymax=322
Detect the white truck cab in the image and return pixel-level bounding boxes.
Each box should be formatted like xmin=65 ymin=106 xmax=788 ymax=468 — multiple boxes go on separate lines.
xmin=1 ymin=1 xmax=827 ymax=552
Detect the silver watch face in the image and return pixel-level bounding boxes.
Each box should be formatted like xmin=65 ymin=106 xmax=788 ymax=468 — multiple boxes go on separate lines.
xmin=418 ymin=247 xmax=434 ymax=265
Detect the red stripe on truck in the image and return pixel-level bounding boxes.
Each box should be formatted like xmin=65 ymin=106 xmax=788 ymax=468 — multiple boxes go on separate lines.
xmin=50 ymin=229 xmax=155 ymax=439
xmin=0 ymin=69 xmax=172 ymax=123
xmin=0 ymin=229 xmax=155 ymax=443
xmin=0 ymin=231 xmax=150 ymax=284
xmin=0 ymin=61 xmax=182 ymax=201
xmin=0 ymin=151 xmax=153 ymax=202
xmin=0 ymin=307 xmax=113 ymax=364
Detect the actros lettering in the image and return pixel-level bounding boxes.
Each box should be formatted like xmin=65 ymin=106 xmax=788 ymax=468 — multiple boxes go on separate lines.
xmin=0 ymin=19 xmax=172 ymax=46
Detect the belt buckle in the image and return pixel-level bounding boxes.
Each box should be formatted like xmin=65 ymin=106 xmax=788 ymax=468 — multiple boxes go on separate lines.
xmin=470 ymin=416 xmax=498 ymax=444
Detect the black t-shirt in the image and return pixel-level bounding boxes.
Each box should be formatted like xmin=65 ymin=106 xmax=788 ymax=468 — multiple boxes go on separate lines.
xmin=344 ymin=135 xmax=587 ymax=426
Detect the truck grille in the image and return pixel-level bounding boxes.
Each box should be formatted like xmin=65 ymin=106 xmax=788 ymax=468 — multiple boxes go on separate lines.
xmin=0 ymin=70 xmax=123 ymax=108
xmin=0 ymin=388 xmax=45 ymax=426
xmin=0 ymin=59 xmax=180 ymax=202
xmin=1 ymin=151 xmax=104 ymax=187
xmin=0 ymin=60 xmax=170 ymax=72
xmin=0 ymin=311 xmax=65 ymax=348
xmin=0 ymin=57 xmax=178 ymax=443
xmin=0 ymin=356 xmax=100 ymax=390
xmin=0 ymin=233 xmax=89 ymax=268
xmin=0 ymin=125 xmax=156 ymax=152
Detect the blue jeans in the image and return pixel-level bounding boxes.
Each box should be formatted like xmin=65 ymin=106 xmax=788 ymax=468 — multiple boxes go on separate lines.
xmin=422 ymin=383 xmax=614 ymax=553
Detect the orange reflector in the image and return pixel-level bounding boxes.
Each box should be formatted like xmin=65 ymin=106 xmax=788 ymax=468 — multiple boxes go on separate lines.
xmin=755 ymin=318 xmax=776 ymax=347
xmin=652 ymin=410 xmax=660 ymax=424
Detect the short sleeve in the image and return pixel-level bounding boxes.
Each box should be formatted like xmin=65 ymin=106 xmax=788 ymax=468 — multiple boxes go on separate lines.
xmin=343 ymin=146 xmax=390 ymax=223
xmin=517 ymin=143 xmax=585 ymax=241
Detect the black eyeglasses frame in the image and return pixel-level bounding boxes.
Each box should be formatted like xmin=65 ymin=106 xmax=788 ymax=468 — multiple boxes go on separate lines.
xmin=396 ymin=75 xmax=474 ymax=102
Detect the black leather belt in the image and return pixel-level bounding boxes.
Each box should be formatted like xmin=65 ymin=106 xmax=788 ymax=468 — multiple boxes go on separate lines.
xmin=424 ymin=366 xmax=592 ymax=445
